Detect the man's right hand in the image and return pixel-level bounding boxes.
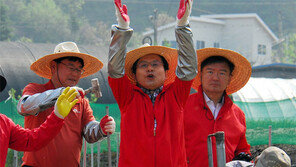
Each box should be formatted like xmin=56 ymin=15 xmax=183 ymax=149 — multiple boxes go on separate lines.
xmin=114 ymin=0 xmax=130 ymax=29
xmin=54 ymin=87 xmax=78 ymax=119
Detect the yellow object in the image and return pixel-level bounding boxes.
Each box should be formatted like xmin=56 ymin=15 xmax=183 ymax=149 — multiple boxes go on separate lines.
xmin=55 ymin=87 xmax=78 ymax=118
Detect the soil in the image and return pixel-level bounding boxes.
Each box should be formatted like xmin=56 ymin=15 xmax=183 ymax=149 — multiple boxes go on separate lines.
xmin=250 ymin=144 xmax=296 ymax=166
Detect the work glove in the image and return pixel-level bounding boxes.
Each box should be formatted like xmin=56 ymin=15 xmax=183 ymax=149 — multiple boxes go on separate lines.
xmin=83 ymin=116 xmax=115 ymax=143
xmin=177 ymin=0 xmax=193 ymax=26
xmin=54 ymin=87 xmax=78 ymax=119
xmin=232 ymin=152 xmax=252 ymax=162
xmin=114 ymin=0 xmax=130 ymax=29
xmin=69 ymin=86 xmax=85 ymax=98
xmin=99 ymin=115 xmax=116 ymax=135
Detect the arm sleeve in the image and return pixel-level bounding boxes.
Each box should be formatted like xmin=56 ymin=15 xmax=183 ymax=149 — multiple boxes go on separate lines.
xmin=234 ymin=114 xmax=251 ymax=156
xmin=83 ymin=120 xmax=106 ymax=143
xmin=108 ymin=25 xmax=133 ymax=78
xmin=175 ymin=24 xmax=198 ymax=81
xmin=9 ymin=112 xmax=64 ymax=151
xmin=108 ymin=75 xmax=133 ymax=112
xmin=17 ymin=86 xmax=64 ymax=116
xmin=172 ymin=77 xmax=194 ymax=107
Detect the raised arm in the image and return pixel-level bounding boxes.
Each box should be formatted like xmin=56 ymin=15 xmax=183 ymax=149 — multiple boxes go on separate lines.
xmin=175 ymin=0 xmax=198 ymax=81
xmin=108 ymin=0 xmax=133 ymax=78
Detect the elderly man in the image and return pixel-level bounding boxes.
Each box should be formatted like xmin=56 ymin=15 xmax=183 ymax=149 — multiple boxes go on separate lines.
xmin=184 ymin=48 xmax=252 ymax=167
xmin=0 ymin=75 xmax=78 ymax=167
xmin=17 ymin=42 xmax=116 ymax=167
xmin=108 ymin=0 xmax=197 ymax=166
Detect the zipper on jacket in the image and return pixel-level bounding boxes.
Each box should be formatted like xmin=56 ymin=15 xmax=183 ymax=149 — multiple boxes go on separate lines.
xmin=154 ymin=118 xmax=157 ymax=136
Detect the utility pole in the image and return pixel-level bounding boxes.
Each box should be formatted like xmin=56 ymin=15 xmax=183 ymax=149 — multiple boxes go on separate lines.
xmin=278 ymin=11 xmax=283 ymax=61
xmin=149 ymin=9 xmax=158 ymax=45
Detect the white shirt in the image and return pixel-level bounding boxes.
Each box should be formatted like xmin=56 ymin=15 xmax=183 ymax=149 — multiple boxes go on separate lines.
xmin=203 ymin=92 xmax=224 ymax=119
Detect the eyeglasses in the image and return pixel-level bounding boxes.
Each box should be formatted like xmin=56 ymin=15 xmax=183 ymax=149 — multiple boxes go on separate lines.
xmin=137 ymin=61 xmax=163 ymax=69
xmin=59 ymin=62 xmax=85 ymax=74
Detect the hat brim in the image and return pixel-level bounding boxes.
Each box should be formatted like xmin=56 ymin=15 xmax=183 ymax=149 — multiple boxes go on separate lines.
xmin=192 ymin=48 xmax=252 ymax=94
xmin=0 ymin=75 xmax=7 ymax=92
xmin=125 ymin=45 xmax=178 ymax=85
xmin=30 ymin=52 xmax=103 ymax=79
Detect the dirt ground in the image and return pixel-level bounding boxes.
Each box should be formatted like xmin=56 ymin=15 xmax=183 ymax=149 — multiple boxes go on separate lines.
xmin=251 ymin=144 xmax=296 ymax=166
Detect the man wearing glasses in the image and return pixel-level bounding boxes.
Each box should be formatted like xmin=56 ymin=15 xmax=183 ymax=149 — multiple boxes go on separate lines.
xmin=17 ymin=42 xmax=116 ymax=167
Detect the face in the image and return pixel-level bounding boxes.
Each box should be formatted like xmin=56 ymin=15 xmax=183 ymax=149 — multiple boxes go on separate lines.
xmin=51 ymin=59 xmax=83 ymax=87
xmin=201 ymin=62 xmax=232 ymax=96
xmin=135 ymin=54 xmax=167 ymax=90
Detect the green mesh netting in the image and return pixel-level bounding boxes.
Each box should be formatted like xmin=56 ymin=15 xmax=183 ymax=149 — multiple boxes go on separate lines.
xmin=1 ymin=98 xmax=296 ymax=154
xmin=235 ymin=100 xmax=296 ymax=146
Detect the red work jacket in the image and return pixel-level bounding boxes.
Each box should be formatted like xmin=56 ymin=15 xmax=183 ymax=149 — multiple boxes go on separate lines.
xmin=0 ymin=113 xmax=64 ymax=167
xmin=21 ymin=81 xmax=95 ymax=167
xmin=109 ymin=75 xmax=192 ymax=167
xmin=184 ymin=86 xmax=250 ymax=167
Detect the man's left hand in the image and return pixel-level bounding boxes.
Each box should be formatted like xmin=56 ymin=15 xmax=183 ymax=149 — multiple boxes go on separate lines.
xmin=100 ymin=115 xmax=116 ymax=135
xmin=177 ymin=0 xmax=193 ymax=26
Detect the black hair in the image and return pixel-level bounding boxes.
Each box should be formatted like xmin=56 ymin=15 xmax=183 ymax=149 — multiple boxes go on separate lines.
xmin=201 ymin=56 xmax=234 ymax=74
xmin=131 ymin=55 xmax=169 ymax=74
xmin=54 ymin=56 xmax=84 ymax=67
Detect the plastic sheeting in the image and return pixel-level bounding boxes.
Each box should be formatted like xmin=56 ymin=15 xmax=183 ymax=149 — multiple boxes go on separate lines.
xmin=232 ymin=77 xmax=296 ymax=120
xmin=0 ymin=41 xmax=116 ymax=103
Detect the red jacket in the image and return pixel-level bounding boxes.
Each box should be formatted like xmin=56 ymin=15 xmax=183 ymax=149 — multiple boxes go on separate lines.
xmin=109 ymin=75 xmax=192 ymax=167
xmin=21 ymin=81 xmax=95 ymax=167
xmin=0 ymin=112 xmax=64 ymax=167
xmin=184 ymin=86 xmax=250 ymax=167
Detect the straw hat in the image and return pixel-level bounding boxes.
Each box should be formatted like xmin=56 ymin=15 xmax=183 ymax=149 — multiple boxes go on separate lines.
xmin=192 ymin=48 xmax=251 ymax=95
xmin=125 ymin=44 xmax=178 ymax=85
xmin=256 ymin=146 xmax=291 ymax=167
xmin=30 ymin=42 xmax=103 ymax=79
xmin=0 ymin=75 xmax=7 ymax=92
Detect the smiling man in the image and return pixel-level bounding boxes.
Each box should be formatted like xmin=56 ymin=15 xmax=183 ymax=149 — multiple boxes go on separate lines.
xmin=17 ymin=42 xmax=116 ymax=167
xmin=184 ymin=48 xmax=252 ymax=167
xmin=107 ymin=0 xmax=197 ymax=166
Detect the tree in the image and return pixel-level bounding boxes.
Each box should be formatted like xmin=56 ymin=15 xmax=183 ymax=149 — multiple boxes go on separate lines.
xmin=0 ymin=1 xmax=12 ymax=41
xmin=282 ymin=33 xmax=296 ymax=64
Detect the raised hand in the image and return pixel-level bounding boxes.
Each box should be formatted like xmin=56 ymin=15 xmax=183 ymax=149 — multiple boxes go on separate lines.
xmin=54 ymin=87 xmax=78 ymax=119
xmin=177 ymin=0 xmax=193 ymax=26
xmin=114 ymin=0 xmax=130 ymax=29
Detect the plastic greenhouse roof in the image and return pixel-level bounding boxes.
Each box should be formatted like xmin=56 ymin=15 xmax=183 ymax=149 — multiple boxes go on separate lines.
xmin=233 ymin=77 xmax=296 ymax=102
xmin=232 ymin=77 xmax=296 ymax=120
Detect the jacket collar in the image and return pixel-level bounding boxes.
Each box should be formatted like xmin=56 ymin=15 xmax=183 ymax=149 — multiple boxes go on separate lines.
xmin=197 ymin=85 xmax=233 ymax=118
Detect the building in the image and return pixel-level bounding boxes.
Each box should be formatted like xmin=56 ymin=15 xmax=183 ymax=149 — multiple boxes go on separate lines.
xmin=143 ymin=13 xmax=279 ymax=66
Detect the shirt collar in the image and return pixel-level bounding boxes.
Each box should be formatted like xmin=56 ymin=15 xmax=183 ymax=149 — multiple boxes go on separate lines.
xmin=203 ymin=92 xmax=224 ymax=104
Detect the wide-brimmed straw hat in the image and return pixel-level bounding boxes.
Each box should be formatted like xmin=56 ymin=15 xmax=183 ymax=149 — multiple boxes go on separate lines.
xmin=125 ymin=44 xmax=178 ymax=85
xmin=192 ymin=48 xmax=252 ymax=95
xmin=30 ymin=42 xmax=103 ymax=79
xmin=0 ymin=75 xmax=7 ymax=92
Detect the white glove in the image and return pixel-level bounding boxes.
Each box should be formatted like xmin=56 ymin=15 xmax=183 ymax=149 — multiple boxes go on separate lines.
xmin=114 ymin=0 xmax=130 ymax=29
xmin=177 ymin=0 xmax=193 ymax=26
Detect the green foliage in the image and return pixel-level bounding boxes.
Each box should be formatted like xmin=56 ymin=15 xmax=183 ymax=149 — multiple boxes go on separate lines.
xmin=0 ymin=1 xmax=12 ymax=41
xmin=162 ymin=38 xmax=171 ymax=47
xmin=90 ymin=93 xmax=98 ymax=103
xmin=282 ymin=33 xmax=296 ymax=64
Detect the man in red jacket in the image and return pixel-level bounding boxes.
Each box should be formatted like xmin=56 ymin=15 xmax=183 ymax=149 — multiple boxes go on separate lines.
xmin=108 ymin=0 xmax=197 ymax=166
xmin=0 ymin=75 xmax=78 ymax=167
xmin=184 ymin=48 xmax=252 ymax=167
xmin=17 ymin=42 xmax=116 ymax=167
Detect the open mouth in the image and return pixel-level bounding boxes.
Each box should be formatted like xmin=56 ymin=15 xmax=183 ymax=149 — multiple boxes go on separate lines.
xmin=147 ymin=74 xmax=154 ymax=79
